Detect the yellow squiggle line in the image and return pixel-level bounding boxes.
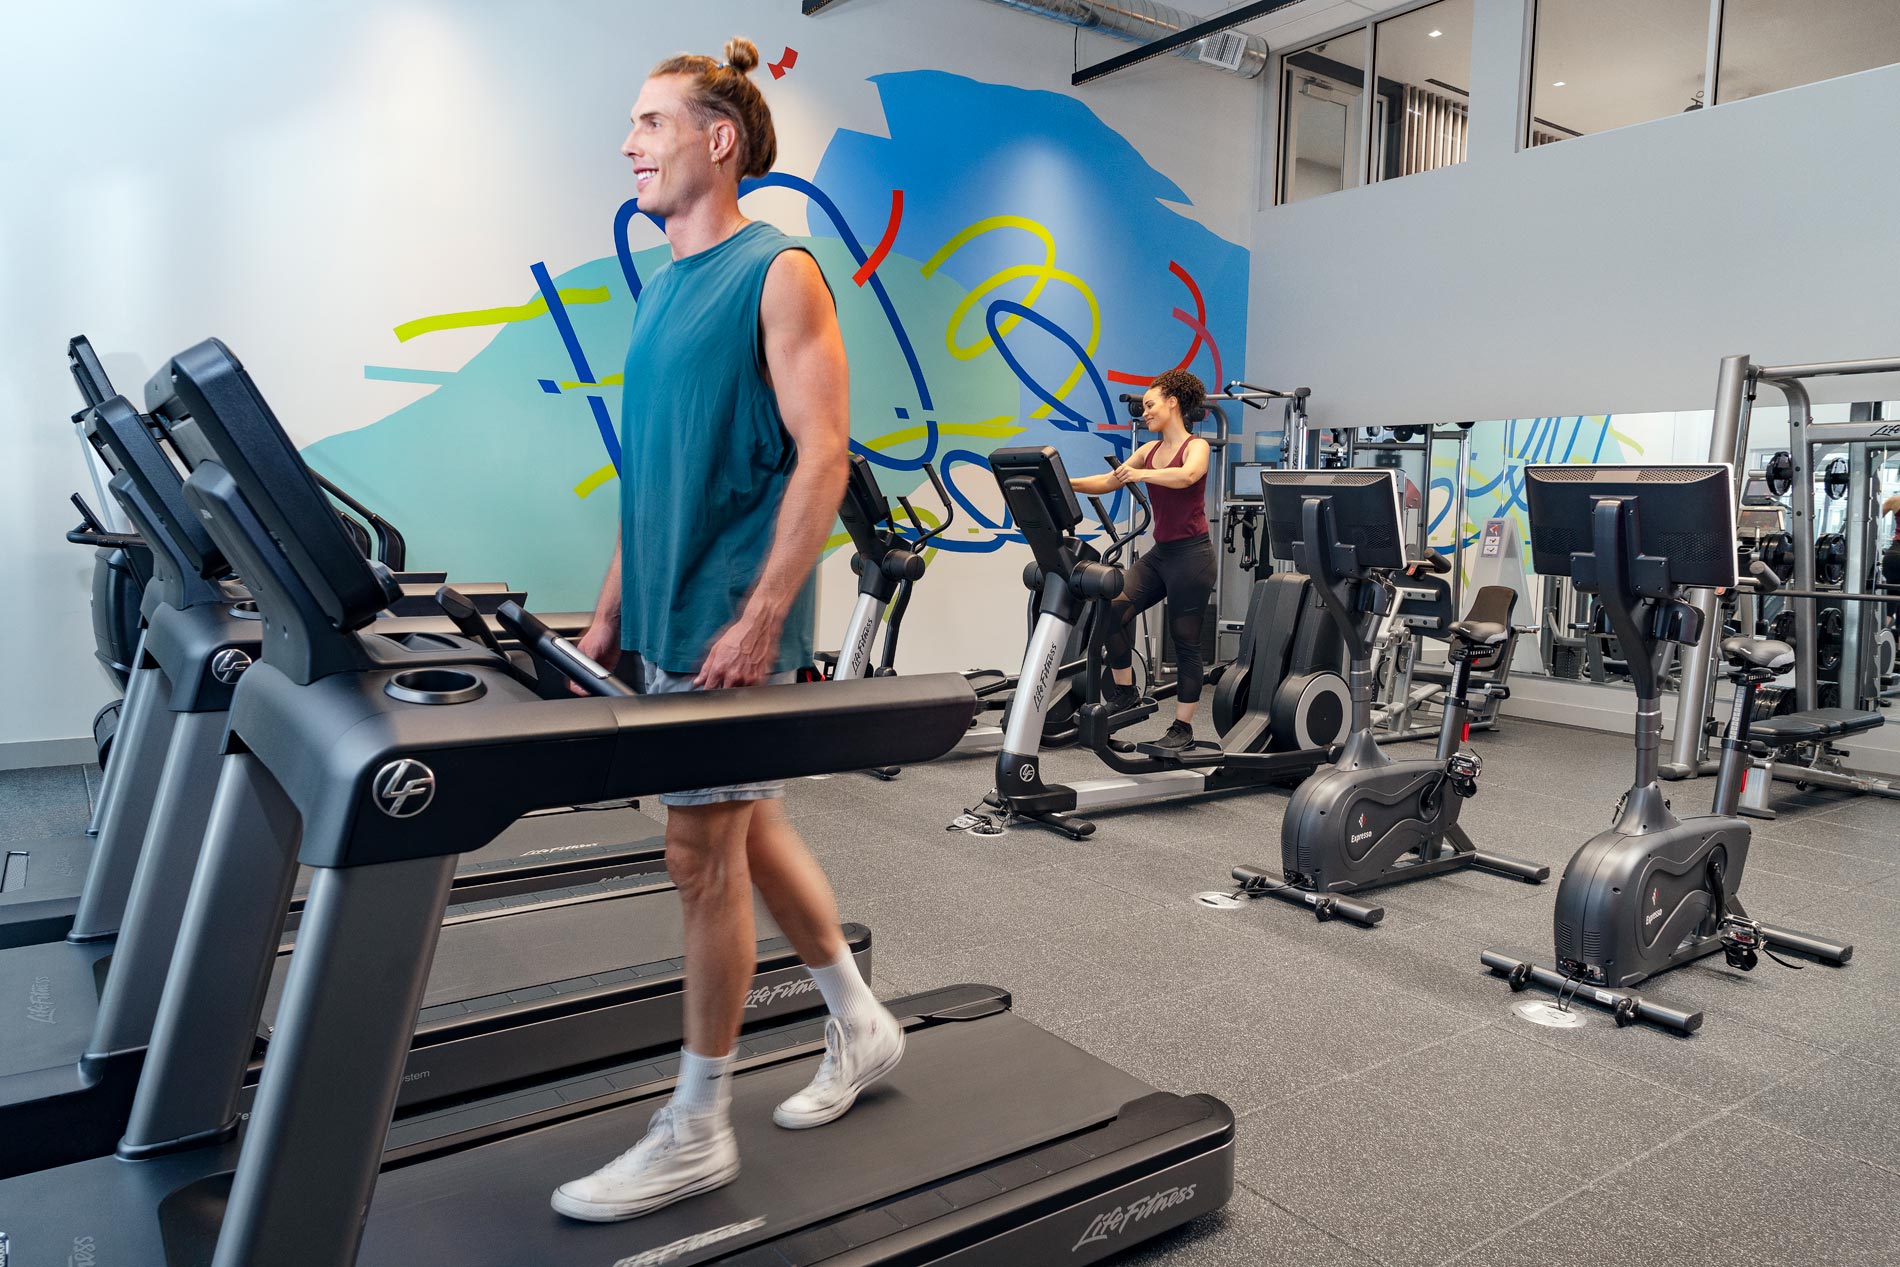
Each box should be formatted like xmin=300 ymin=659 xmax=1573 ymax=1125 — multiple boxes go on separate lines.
xmin=866 ymin=416 xmax=1023 ymax=451
xmin=920 ymin=217 xmax=1055 ymax=346
xmin=920 ymin=217 xmax=1099 ymax=420
xmin=560 ymin=373 xmax=625 ymax=390
xmin=394 ymin=286 xmax=611 ymax=343
xmin=574 ymin=463 xmax=618 ymax=499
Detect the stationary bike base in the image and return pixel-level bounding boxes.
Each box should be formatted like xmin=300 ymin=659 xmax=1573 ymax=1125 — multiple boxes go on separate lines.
xmin=1231 ymin=866 xmax=1384 ymax=926
xmin=1480 ymin=948 xmax=1703 ymax=1033
xmin=1230 ymin=842 xmax=1545 ymax=930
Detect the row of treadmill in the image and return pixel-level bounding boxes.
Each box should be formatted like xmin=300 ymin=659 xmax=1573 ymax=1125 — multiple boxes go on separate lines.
xmin=0 ymin=335 xmax=1858 ymax=1266
xmin=0 ymin=338 xmax=1233 ymax=1266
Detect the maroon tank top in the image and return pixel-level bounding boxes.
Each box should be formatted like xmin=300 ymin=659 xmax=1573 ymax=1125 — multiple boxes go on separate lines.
xmin=1137 ymin=438 xmax=1209 ymax=543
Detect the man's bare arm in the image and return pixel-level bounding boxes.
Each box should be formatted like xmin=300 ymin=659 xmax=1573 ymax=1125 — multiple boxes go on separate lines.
xmin=574 ymin=539 xmax=623 ymax=679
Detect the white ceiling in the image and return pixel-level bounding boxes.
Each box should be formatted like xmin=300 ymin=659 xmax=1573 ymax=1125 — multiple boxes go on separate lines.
xmin=1222 ymin=0 xmax=1412 ymax=51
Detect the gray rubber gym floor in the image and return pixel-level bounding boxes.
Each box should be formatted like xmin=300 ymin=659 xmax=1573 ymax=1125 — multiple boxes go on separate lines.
xmin=10 ymin=718 xmax=1897 ymax=1265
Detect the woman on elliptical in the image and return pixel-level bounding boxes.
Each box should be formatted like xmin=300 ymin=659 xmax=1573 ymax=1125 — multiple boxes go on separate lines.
xmin=1067 ymin=368 xmax=1216 ymax=754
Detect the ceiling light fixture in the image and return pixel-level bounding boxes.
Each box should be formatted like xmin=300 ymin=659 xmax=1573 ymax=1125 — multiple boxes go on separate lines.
xmin=1553 ymin=80 xmax=1566 ymax=87
xmin=1428 ymin=29 xmax=1442 ymax=37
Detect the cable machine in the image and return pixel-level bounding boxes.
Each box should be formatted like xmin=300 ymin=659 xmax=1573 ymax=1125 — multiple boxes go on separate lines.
xmin=1665 ymin=352 xmax=1900 ymax=804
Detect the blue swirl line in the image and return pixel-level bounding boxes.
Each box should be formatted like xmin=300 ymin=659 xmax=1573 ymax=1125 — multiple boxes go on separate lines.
xmin=983 ymin=299 xmax=1111 ymax=431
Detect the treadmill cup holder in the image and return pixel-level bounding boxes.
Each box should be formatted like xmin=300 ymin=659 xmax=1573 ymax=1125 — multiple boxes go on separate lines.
xmin=228 ymin=599 xmax=262 ymax=620
xmin=384 ymin=667 xmax=487 ymax=706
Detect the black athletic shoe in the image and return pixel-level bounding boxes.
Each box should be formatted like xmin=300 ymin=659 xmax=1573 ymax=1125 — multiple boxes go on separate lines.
xmin=1103 ymin=684 xmax=1142 ymax=714
xmin=1153 ymin=721 xmax=1195 ymax=752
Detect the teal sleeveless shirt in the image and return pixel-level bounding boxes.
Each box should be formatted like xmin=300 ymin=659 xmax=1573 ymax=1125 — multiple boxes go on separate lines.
xmin=618 ymin=221 xmax=819 ymax=674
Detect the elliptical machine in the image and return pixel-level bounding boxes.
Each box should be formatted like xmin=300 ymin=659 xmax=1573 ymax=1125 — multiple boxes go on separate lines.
xmin=979 ymin=447 xmax=1355 ymax=840
xmin=806 ymin=454 xmax=1101 ymax=773
xmin=1482 ymin=463 xmax=1854 ymax=1033
xmin=1227 ymin=470 xmax=1547 ymax=924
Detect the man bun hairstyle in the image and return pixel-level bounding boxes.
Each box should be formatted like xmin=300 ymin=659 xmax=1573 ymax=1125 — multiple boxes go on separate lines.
xmin=650 ymin=36 xmax=778 ymax=179
xmin=1150 ymin=368 xmax=1207 ymax=423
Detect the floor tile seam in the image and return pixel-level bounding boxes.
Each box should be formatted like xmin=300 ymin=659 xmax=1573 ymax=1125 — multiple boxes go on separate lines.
xmin=1309 ymin=1019 xmax=1730 ymax=1179
xmin=1440 ymin=1102 xmax=1736 ymax=1264
xmin=1430 ymin=1173 xmax=1601 ymax=1266
xmin=1291 ymin=1014 xmax=1498 ymax=1092
xmin=1053 ymin=967 xmax=1278 ymax=1033
xmin=1242 ymin=1187 xmax=1403 ymax=1267
xmin=1502 ymin=1014 xmax=1834 ymax=1109
xmin=1729 ymin=1094 xmax=1900 ymax=1179
xmin=1749 ymin=840 xmax=1900 ymax=877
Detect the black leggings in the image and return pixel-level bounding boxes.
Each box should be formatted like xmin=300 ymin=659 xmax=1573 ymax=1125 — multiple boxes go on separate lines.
xmin=1104 ymin=532 xmax=1217 ymax=703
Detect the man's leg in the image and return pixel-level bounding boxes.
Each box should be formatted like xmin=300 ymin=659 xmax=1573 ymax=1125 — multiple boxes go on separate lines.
xmin=744 ymin=797 xmax=844 ymax=967
xmin=552 ymin=799 xmax=756 ymax=1222
xmin=669 ymin=801 xmax=760 ymax=1059
xmin=749 ymin=798 xmax=905 ymax=1129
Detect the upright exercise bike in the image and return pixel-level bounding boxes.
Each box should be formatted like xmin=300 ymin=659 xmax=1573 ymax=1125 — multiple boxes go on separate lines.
xmin=1482 ymin=463 xmax=1854 ymax=1033
xmin=1229 ymin=469 xmax=1547 ymax=925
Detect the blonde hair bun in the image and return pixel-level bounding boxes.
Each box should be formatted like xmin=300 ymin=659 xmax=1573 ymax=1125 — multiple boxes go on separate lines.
xmin=724 ymin=37 xmax=761 ymax=74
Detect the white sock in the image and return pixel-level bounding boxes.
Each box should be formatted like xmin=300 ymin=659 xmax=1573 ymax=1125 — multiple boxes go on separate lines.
xmin=808 ymin=950 xmax=881 ymax=1031
xmin=670 ymin=1046 xmax=733 ymax=1121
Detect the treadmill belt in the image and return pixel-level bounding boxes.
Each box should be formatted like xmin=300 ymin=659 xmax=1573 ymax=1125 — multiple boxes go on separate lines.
xmin=0 ymin=832 xmax=92 ymax=905
xmin=262 ymin=884 xmax=777 ymax=1025
xmin=288 ymin=802 xmax=664 ymax=901
xmin=359 ymin=1012 xmax=1152 ymax=1265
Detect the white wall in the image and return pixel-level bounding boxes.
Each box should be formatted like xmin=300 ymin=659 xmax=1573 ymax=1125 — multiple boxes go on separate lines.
xmin=0 ymin=0 xmax=1263 ymax=762
xmin=1249 ymin=0 xmax=1900 ymax=430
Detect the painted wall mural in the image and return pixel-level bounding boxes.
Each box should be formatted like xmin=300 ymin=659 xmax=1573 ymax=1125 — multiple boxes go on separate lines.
xmin=306 ymin=70 xmax=1249 ymax=612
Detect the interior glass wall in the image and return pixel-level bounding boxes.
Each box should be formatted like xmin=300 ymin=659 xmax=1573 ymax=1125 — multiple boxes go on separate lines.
xmin=1717 ymin=0 xmax=1900 ymax=103
xmin=1369 ymin=0 xmax=1473 ymax=182
xmin=1527 ymin=0 xmax=1711 ymax=145
xmin=1276 ymin=28 xmax=1366 ymax=205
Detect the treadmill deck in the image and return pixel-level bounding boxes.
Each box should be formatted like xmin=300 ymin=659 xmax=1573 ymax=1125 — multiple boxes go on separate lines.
xmin=0 ymin=988 xmax=1234 ymax=1267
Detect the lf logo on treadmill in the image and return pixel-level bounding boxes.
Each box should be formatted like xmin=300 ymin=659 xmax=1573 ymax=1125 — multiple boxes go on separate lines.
xmin=211 ymin=648 xmax=253 ymax=684
xmin=373 ymin=759 xmax=436 ymax=819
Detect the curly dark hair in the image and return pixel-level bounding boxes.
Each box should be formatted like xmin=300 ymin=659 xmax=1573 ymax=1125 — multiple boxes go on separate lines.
xmin=1149 ymin=368 xmax=1207 ymax=422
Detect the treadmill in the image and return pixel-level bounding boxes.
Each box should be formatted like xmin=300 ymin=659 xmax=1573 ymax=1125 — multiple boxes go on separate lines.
xmin=0 ymin=340 xmax=1232 ymax=1266
xmin=0 ymin=387 xmax=858 ymax=1179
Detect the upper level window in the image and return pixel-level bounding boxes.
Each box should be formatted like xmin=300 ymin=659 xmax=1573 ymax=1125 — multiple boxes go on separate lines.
xmin=1527 ymin=0 xmax=1712 ymax=145
xmin=1277 ymin=28 xmax=1366 ymax=205
xmin=1717 ymin=0 xmax=1900 ymax=103
xmin=1369 ymin=0 xmax=1474 ymax=182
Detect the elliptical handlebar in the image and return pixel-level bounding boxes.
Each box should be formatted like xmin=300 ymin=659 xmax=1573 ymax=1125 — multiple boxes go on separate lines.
xmin=1091 ymin=455 xmax=1152 ymax=567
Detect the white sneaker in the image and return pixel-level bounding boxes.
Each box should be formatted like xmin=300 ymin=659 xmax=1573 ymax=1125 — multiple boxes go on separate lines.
xmin=773 ymin=1010 xmax=905 ymax=1130
xmin=550 ymin=1104 xmax=739 ymax=1222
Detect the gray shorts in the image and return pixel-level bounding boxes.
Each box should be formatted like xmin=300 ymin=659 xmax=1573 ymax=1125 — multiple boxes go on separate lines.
xmin=633 ymin=660 xmax=797 ymax=808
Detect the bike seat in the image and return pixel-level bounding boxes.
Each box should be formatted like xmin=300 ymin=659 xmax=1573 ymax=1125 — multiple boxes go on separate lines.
xmin=1720 ymin=636 xmax=1793 ymax=671
xmin=1450 ymin=618 xmax=1509 ymax=647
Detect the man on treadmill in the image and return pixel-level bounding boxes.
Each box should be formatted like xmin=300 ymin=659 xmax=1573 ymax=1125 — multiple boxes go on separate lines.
xmin=554 ymin=36 xmax=902 ymax=1222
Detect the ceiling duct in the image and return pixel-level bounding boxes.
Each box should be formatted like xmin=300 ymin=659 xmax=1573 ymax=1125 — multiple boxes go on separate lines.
xmin=978 ymin=0 xmax=1270 ymax=79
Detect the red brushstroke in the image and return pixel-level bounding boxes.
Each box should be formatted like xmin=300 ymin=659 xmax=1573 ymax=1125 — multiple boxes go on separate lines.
xmin=1169 ymin=304 xmax=1223 ymax=395
xmin=1107 ymin=260 xmax=1211 ymax=384
xmin=852 ymin=189 xmax=904 ymax=287
xmin=768 ymin=47 xmax=798 ymax=79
